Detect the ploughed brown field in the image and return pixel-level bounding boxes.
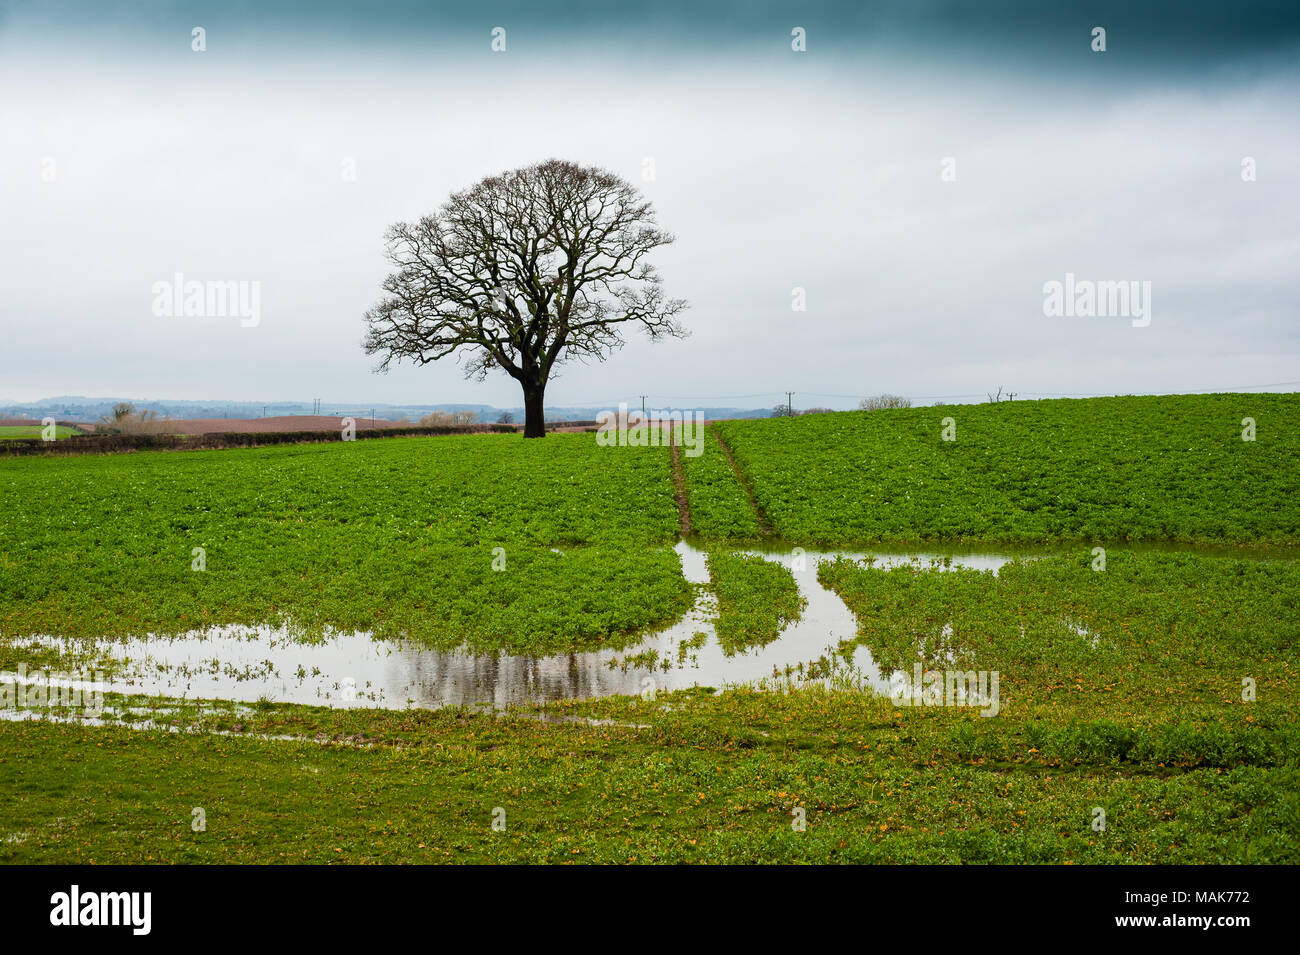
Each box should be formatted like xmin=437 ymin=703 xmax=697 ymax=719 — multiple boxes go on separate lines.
xmin=121 ymin=415 xmax=414 ymax=434
xmin=159 ymin=416 xmax=707 ymax=434
xmin=0 ymin=414 xmax=717 ymax=436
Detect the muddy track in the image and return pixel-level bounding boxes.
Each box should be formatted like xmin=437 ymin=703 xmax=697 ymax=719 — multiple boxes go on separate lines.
xmin=668 ymin=430 xmax=693 ymax=536
xmin=709 ymin=425 xmax=776 ymax=537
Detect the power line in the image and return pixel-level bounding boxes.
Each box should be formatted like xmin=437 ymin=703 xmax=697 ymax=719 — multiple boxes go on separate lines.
xmin=651 ymin=393 xmax=784 ymax=401
xmin=547 ymin=380 xmax=1300 ymax=408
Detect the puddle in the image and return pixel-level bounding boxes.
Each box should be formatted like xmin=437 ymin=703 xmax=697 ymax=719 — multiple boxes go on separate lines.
xmin=0 ymin=541 xmax=1014 ymax=711
xmin=0 ymin=701 xmax=383 ymax=747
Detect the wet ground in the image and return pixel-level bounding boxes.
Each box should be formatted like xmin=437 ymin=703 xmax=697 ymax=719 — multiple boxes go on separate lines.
xmin=6 ymin=538 xmax=1290 ymax=712
xmin=0 ymin=541 xmax=1016 ymax=711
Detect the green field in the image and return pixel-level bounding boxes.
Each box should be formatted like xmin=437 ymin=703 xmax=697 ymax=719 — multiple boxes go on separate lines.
xmin=1 ymin=686 xmax=1294 ymax=863
xmin=679 ymin=426 xmax=765 ymax=538
xmin=716 ymin=393 xmax=1300 ymax=544
xmin=1 ymin=393 xmax=1297 ymax=863
xmin=0 ymin=434 xmax=689 ymax=652
xmin=817 ymin=550 xmax=1298 ymax=715
xmin=0 ymin=425 xmax=78 ymax=440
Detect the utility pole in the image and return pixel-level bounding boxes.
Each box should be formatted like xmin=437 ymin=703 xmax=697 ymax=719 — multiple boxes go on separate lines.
xmin=786 ymin=391 xmax=795 ymax=416
xmin=639 ymin=395 xmax=647 ymax=416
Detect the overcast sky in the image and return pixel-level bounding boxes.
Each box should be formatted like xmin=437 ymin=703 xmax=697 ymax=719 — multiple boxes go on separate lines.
xmin=2 ymin=1 xmax=1298 ymax=409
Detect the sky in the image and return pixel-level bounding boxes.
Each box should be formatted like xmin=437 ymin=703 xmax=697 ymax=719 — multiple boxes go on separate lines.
xmin=2 ymin=1 xmax=1298 ymax=411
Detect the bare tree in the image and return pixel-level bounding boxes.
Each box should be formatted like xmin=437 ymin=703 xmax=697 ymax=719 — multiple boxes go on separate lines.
xmin=363 ymin=159 xmax=688 ymax=437
xmin=859 ymin=394 xmax=912 ymax=411
xmin=104 ymin=401 xmax=136 ymax=426
xmin=97 ymin=402 xmax=167 ymax=434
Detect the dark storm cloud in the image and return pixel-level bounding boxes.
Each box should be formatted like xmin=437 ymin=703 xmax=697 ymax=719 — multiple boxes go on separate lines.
xmin=8 ymin=1 xmax=1300 ymax=68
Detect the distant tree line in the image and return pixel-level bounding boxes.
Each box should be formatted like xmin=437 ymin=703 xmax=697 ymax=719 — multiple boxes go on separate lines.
xmin=858 ymin=394 xmax=912 ymax=411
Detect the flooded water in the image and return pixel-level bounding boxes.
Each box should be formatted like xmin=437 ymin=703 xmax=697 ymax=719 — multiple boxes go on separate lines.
xmin=0 ymin=541 xmax=1017 ymax=711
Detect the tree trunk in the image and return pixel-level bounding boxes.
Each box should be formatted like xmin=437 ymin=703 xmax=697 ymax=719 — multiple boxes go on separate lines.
xmin=522 ymin=383 xmax=546 ymax=438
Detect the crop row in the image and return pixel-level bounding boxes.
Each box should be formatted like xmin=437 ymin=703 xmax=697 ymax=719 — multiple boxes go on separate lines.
xmin=679 ymin=427 xmax=763 ymax=538
xmin=716 ymin=393 xmax=1300 ymax=545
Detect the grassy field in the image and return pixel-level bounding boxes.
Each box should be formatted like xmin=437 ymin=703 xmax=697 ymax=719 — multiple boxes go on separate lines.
xmin=1 ymin=689 xmax=1294 ymax=863
xmin=0 ymin=425 xmax=78 ymax=440
xmin=1 ymin=393 xmax=1297 ymax=863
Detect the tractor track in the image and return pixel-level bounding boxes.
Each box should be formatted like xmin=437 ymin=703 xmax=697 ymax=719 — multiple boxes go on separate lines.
xmin=668 ymin=429 xmax=693 ymax=536
xmin=709 ymin=424 xmax=776 ymax=538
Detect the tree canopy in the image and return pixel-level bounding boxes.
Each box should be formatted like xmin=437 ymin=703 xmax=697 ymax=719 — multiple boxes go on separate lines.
xmin=363 ymin=159 xmax=688 ymax=436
